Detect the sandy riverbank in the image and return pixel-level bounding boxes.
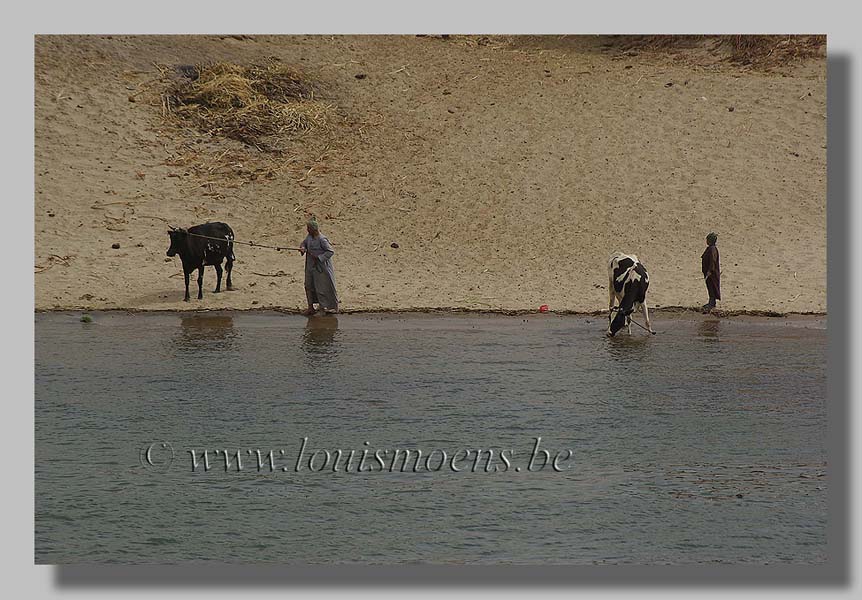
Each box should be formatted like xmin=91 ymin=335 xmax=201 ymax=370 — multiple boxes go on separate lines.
xmin=35 ymin=35 xmax=826 ymax=314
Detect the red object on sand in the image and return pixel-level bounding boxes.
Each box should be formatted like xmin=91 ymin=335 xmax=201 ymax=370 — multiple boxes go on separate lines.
xmin=539 ymin=304 xmax=549 ymax=313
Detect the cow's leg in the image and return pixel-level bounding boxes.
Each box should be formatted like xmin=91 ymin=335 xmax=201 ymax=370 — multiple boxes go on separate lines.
xmin=183 ymin=270 xmax=190 ymax=302
xmin=197 ymin=266 xmax=204 ymax=300
xmin=225 ymin=257 xmax=233 ymax=290
xmin=608 ymin=280 xmax=615 ymax=311
xmin=641 ymin=302 xmax=654 ymax=334
xmin=626 ymin=316 xmax=632 ymax=335
xmin=214 ymin=262 xmax=223 ymax=293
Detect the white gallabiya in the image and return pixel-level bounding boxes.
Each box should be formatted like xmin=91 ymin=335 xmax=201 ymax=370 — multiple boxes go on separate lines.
xmin=607 ymin=252 xmax=655 ymax=336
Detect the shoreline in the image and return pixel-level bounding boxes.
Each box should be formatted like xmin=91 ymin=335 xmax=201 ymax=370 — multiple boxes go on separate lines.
xmin=34 ymin=305 xmax=826 ymax=318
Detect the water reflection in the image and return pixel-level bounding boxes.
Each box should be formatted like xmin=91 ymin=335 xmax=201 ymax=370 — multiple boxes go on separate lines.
xmin=175 ymin=314 xmax=238 ymax=351
xmin=604 ymin=331 xmax=652 ymax=362
xmin=302 ymin=315 xmax=339 ymax=357
xmin=697 ymin=316 xmax=721 ymax=340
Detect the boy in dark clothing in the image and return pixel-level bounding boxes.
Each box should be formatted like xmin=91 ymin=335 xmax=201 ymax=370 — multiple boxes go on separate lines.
xmin=701 ymin=232 xmax=721 ymax=311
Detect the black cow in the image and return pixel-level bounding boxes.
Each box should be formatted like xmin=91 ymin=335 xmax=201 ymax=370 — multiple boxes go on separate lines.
xmin=607 ymin=252 xmax=655 ymax=336
xmin=166 ymin=222 xmax=235 ymax=301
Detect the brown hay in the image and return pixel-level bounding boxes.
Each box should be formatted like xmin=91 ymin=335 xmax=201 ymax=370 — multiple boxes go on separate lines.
xmin=716 ymin=35 xmax=825 ymax=68
xmin=159 ymin=60 xmax=332 ymax=152
xmin=605 ymin=34 xmax=824 ymax=70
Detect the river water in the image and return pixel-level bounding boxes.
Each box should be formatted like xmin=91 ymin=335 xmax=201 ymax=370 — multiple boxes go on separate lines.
xmin=35 ymin=312 xmax=827 ymax=564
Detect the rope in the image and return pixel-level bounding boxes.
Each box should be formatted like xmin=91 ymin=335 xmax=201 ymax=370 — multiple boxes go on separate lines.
xmin=159 ymin=219 xmax=332 ymax=253
xmin=174 ymin=229 xmax=303 ymax=252
xmin=609 ymin=306 xmax=656 ymax=334
xmin=628 ymin=317 xmax=655 ymax=334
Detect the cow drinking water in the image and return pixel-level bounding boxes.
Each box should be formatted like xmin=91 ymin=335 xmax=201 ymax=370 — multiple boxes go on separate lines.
xmin=166 ymin=222 xmax=235 ymax=301
xmin=607 ymin=252 xmax=655 ymax=336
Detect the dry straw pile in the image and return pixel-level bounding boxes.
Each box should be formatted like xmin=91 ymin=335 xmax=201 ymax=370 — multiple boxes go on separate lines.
xmin=612 ymin=34 xmax=825 ymax=69
xmin=159 ymin=60 xmax=332 ymax=152
xmin=718 ymin=35 xmax=825 ymax=68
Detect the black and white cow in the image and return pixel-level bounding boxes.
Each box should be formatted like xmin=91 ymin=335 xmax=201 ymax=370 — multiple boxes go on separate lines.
xmin=607 ymin=252 xmax=655 ymax=336
xmin=166 ymin=222 xmax=235 ymax=301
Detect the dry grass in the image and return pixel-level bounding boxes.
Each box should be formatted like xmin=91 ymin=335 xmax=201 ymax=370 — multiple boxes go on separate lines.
xmin=606 ymin=34 xmax=825 ymax=70
xmin=159 ymin=60 xmax=333 ymax=152
xmin=717 ymin=35 xmax=825 ymax=68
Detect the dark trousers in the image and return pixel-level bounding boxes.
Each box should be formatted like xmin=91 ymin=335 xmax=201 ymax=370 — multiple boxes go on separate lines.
xmin=705 ymin=277 xmax=720 ymax=307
